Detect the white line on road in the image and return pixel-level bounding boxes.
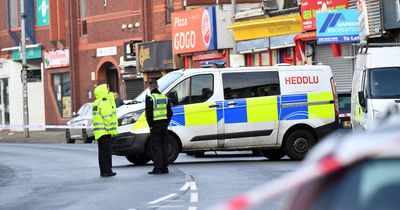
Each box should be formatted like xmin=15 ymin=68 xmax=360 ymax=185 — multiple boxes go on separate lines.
xmin=188 ymin=207 xmax=197 ymax=210
xmin=147 ymin=193 xmax=177 ymax=205
xmin=190 ymin=192 xmax=198 ymax=203
xmin=180 ymin=182 xmax=197 ymax=191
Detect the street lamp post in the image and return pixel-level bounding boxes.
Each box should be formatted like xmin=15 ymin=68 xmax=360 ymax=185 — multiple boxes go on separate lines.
xmin=20 ymin=1 xmax=30 ymax=138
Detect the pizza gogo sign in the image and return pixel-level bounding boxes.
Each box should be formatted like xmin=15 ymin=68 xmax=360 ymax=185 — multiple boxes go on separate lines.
xmin=172 ymin=6 xmax=217 ymax=54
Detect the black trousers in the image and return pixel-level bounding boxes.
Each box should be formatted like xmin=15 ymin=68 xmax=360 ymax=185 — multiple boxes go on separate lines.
xmin=98 ymin=135 xmax=113 ymax=174
xmin=150 ymin=122 xmax=169 ymax=171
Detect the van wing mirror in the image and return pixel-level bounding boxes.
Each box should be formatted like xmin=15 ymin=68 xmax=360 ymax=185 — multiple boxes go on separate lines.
xmin=358 ymin=91 xmax=366 ymax=109
xmin=167 ymin=91 xmax=178 ymax=106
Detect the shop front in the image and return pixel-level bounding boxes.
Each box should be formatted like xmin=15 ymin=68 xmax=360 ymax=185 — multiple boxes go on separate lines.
xmin=1 ymin=44 xmax=46 ymax=130
xmin=228 ymin=13 xmax=302 ymax=67
xmin=171 ymin=6 xmax=234 ymax=68
xmin=137 ymin=40 xmax=174 ymax=82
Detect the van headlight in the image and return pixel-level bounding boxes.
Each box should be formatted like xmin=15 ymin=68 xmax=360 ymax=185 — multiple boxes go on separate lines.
xmin=118 ymin=110 xmax=144 ymax=126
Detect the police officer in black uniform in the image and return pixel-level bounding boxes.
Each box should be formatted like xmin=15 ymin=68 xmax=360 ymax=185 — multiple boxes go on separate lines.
xmin=146 ymin=80 xmax=173 ymax=174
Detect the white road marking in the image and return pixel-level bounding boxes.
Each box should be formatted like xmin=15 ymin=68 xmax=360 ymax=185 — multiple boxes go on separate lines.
xmin=188 ymin=207 xmax=197 ymax=210
xmin=180 ymin=182 xmax=197 ymax=191
xmin=190 ymin=192 xmax=198 ymax=203
xmin=147 ymin=193 xmax=177 ymax=205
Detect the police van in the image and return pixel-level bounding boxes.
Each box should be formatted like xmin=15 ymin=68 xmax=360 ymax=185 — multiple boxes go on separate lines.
xmin=113 ymin=65 xmax=339 ymax=164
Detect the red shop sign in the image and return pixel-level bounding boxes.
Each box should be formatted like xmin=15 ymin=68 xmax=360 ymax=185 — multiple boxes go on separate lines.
xmin=301 ymin=0 xmax=348 ymax=31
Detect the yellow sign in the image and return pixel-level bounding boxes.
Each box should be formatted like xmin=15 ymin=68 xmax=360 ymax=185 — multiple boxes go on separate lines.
xmin=228 ymin=14 xmax=302 ymax=41
xmin=139 ymin=46 xmax=150 ymax=68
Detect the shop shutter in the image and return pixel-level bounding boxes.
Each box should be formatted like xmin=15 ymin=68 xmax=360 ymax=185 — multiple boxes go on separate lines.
xmin=125 ymin=79 xmax=144 ymax=99
xmin=315 ymin=44 xmax=354 ymax=93
xmin=349 ymin=0 xmax=383 ymax=37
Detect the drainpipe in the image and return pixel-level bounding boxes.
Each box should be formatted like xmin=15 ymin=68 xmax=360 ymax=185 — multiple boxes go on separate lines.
xmin=231 ymin=0 xmax=237 ymax=54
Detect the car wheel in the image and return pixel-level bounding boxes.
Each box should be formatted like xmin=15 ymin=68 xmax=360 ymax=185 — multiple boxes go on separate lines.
xmin=66 ymin=129 xmax=75 ymax=144
xmin=82 ymin=129 xmax=92 ymax=144
xmin=125 ymin=155 xmax=150 ymax=165
xmin=285 ymin=130 xmax=315 ymax=160
xmin=261 ymin=149 xmax=285 ymax=160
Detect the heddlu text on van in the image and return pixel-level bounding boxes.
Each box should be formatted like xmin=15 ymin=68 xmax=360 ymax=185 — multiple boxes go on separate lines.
xmin=285 ymin=76 xmax=320 ymax=85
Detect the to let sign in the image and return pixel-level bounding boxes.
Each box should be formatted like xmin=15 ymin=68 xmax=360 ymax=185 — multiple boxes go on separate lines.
xmin=44 ymin=49 xmax=70 ymax=69
xmin=171 ymin=6 xmax=217 ymax=54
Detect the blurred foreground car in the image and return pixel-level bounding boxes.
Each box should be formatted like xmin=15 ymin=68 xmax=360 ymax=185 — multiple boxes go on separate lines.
xmin=338 ymin=92 xmax=351 ymax=128
xmin=66 ymin=103 xmax=94 ymax=144
xmin=210 ymin=107 xmax=400 ymax=210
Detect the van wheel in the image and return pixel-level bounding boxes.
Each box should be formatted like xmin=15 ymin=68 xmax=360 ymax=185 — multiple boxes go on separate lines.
xmin=66 ymin=129 xmax=75 ymax=144
xmin=285 ymin=130 xmax=315 ymax=160
xmin=167 ymin=135 xmax=180 ymax=164
xmin=82 ymin=129 xmax=92 ymax=144
xmin=145 ymin=135 xmax=180 ymax=164
xmin=261 ymin=149 xmax=285 ymax=160
xmin=125 ymin=155 xmax=150 ymax=165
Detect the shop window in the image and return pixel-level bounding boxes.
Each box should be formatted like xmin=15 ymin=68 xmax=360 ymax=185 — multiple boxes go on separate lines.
xmin=261 ymin=52 xmax=270 ymax=66
xmin=8 ymin=0 xmax=22 ymax=29
xmin=52 ymin=72 xmax=71 ymax=118
xmin=80 ymin=0 xmax=87 ymax=35
xmin=166 ymin=0 xmax=174 ymax=24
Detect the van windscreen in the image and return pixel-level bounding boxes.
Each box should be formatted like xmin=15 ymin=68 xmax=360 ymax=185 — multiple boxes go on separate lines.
xmin=134 ymin=72 xmax=184 ymax=102
xmin=369 ymin=67 xmax=400 ymax=99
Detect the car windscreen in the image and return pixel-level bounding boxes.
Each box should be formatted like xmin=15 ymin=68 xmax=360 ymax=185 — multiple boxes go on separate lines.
xmin=133 ymin=71 xmax=184 ymax=103
xmin=308 ymin=158 xmax=400 ymax=210
xmin=369 ymin=67 xmax=400 ymax=99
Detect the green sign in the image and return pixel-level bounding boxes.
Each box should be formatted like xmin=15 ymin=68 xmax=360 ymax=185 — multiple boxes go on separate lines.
xmin=12 ymin=46 xmax=42 ymax=61
xmin=36 ymin=0 xmax=49 ymax=26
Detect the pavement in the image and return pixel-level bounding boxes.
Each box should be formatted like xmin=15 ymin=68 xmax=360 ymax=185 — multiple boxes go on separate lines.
xmin=0 ymin=129 xmax=73 ymax=144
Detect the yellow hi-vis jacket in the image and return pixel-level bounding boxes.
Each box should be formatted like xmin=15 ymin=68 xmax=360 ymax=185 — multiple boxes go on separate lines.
xmin=150 ymin=93 xmax=168 ymax=121
xmin=92 ymin=84 xmax=118 ymax=140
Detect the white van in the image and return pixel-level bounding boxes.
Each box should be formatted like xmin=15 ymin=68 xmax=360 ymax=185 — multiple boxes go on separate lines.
xmin=351 ymin=45 xmax=400 ymax=131
xmin=113 ymin=65 xmax=339 ymax=164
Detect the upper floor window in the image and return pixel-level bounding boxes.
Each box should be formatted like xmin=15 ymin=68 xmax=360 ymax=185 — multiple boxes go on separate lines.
xmin=166 ymin=0 xmax=173 ymax=24
xmin=80 ymin=0 xmax=87 ymax=35
xmin=283 ymin=0 xmax=298 ymax=9
xmin=9 ymin=0 xmax=22 ymax=29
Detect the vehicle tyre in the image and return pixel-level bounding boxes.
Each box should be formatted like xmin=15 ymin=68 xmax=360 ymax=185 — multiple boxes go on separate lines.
xmin=252 ymin=149 xmax=262 ymax=156
xmin=284 ymin=130 xmax=315 ymax=160
xmin=146 ymin=135 xmax=180 ymax=164
xmin=82 ymin=129 xmax=92 ymax=144
xmin=66 ymin=129 xmax=75 ymax=144
xmin=261 ymin=149 xmax=285 ymax=160
xmin=125 ymin=155 xmax=150 ymax=165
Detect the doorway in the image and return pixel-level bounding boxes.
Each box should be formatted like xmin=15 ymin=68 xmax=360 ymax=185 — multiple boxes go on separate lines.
xmin=0 ymin=79 xmax=10 ymax=125
xmin=98 ymin=62 xmax=119 ymax=93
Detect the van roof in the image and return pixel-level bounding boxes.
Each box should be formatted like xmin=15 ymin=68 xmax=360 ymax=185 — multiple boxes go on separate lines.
xmin=180 ymin=65 xmax=331 ymax=75
xmin=363 ymin=46 xmax=400 ymax=69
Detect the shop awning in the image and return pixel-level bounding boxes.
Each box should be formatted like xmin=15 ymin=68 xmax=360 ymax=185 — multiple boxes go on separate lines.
xmin=236 ymin=38 xmax=269 ymax=54
xmin=294 ymin=31 xmax=317 ymax=42
xmin=228 ymin=14 xmax=302 ymax=41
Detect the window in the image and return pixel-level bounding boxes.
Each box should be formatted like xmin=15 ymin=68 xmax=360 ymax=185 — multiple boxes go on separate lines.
xmin=168 ymin=74 xmax=214 ymax=106
xmin=283 ymin=0 xmax=298 ymax=9
xmin=52 ymin=72 xmax=71 ymax=117
xmin=369 ymin=67 xmax=400 ymax=99
xmin=8 ymin=0 xmax=22 ymax=29
xmin=26 ymin=69 xmax=42 ymax=82
xmin=80 ymin=0 xmax=87 ymax=35
xmin=166 ymin=0 xmax=174 ymax=24
xmin=223 ymin=71 xmax=280 ymax=100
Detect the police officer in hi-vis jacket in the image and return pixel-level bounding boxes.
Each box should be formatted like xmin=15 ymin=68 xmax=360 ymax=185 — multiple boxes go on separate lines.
xmin=92 ymin=84 xmax=118 ymax=177
xmin=146 ymin=80 xmax=173 ymax=174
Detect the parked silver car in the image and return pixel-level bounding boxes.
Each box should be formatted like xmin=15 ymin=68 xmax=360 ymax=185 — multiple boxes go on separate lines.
xmin=66 ymin=103 xmax=94 ymax=144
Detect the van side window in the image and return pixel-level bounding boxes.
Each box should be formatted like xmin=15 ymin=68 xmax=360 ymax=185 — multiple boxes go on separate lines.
xmin=168 ymin=74 xmax=214 ymax=106
xmin=222 ymin=71 xmax=280 ymax=100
